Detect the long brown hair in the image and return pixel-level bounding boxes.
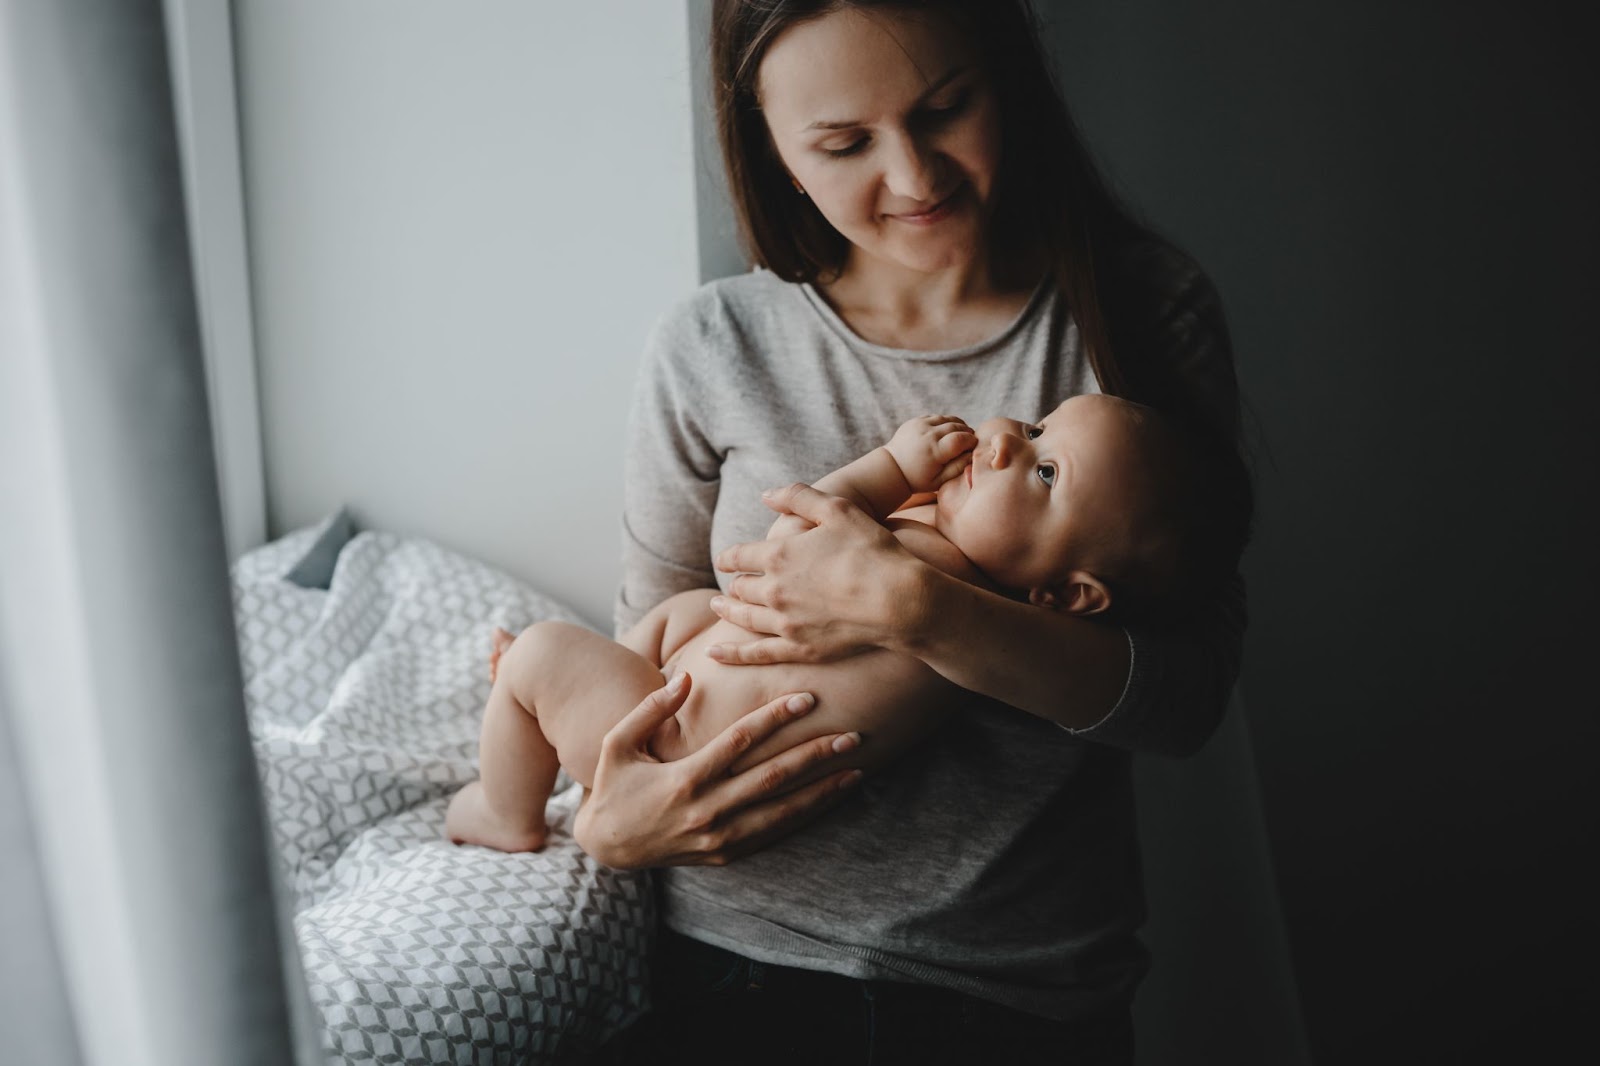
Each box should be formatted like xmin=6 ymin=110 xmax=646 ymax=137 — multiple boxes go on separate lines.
xmin=711 ymin=0 xmax=1160 ymax=404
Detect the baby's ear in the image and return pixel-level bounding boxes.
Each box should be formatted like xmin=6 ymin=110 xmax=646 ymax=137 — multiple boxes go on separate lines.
xmin=1028 ymin=571 xmax=1112 ymax=616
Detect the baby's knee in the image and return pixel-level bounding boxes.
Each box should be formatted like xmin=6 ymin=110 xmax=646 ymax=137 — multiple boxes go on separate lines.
xmin=503 ymin=620 xmax=591 ymax=681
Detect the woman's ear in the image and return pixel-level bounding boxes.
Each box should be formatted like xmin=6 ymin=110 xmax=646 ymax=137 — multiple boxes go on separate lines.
xmin=1028 ymin=571 xmax=1112 ymax=616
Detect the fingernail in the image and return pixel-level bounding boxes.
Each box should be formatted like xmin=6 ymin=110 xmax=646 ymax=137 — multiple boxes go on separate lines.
xmin=706 ymin=644 xmax=725 ymax=660
xmin=666 ymin=672 xmax=687 ymax=693
xmin=831 ymin=731 xmax=860 ymax=753
xmin=786 ymin=693 xmax=814 ymax=713
xmin=839 ymin=770 xmax=864 ymax=789
xmin=761 ymin=487 xmax=776 ymax=498
xmin=710 ymin=595 xmax=726 ymax=610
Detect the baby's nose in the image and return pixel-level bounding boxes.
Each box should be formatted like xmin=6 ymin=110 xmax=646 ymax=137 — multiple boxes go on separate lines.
xmin=989 ymin=431 xmax=1021 ymax=468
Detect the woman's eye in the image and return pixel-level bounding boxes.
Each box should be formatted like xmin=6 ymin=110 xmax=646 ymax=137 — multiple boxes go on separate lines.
xmin=926 ymin=91 xmax=971 ymax=121
xmin=823 ymin=139 xmax=868 ymax=159
xmin=1036 ymin=463 xmax=1056 ymax=487
xmin=1025 ymin=426 xmax=1043 ymax=440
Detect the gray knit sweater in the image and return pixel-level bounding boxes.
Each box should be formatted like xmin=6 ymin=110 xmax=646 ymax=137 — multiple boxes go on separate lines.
xmin=615 ymin=252 xmax=1245 ymax=1022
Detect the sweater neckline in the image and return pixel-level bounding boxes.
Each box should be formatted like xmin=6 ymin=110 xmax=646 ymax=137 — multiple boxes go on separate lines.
xmin=796 ymin=276 xmax=1052 ymax=363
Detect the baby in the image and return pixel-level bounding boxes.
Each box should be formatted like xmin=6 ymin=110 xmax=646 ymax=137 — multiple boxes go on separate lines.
xmin=446 ymin=394 xmax=1241 ymax=852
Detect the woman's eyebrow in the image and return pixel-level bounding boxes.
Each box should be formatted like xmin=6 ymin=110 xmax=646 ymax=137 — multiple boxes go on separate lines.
xmin=804 ymin=65 xmax=973 ymax=131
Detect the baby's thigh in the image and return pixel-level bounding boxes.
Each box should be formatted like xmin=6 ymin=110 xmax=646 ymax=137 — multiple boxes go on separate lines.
xmin=502 ymin=621 xmax=666 ymax=786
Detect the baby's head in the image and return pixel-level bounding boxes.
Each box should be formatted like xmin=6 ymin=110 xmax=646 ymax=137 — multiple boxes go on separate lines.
xmin=933 ymin=395 xmax=1249 ymax=625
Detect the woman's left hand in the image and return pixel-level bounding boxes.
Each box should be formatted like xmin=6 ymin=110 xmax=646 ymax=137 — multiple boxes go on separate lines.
xmin=707 ymin=483 xmax=923 ymax=665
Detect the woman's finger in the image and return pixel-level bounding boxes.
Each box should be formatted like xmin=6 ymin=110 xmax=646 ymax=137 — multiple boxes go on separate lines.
xmin=714 ymin=536 xmax=778 ymax=575
xmin=716 ymin=727 xmax=863 ymax=808
xmin=603 ymin=670 xmax=692 ymax=754
xmin=706 ymin=636 xmax=812 ymax=666
xmin=757 ymin=482 xmax=862 ymax=527
xmin=684 ymin=689 xmax=820 ymax=780
xmin=708 ymin=594 xmax=786 ymax=637
xmin=725 ymin=571 xmax=773 ymax=607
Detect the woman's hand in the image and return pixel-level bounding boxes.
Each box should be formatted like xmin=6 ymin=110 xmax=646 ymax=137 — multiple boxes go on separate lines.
xmin=707 ymin=483 xmax=924 ymax=666
xmin=572 ymin=672 xmax=863 ymax=869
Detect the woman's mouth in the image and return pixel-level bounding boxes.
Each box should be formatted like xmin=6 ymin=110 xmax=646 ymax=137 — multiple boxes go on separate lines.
xmin=892 ymin=186 xmax=962 ymax=225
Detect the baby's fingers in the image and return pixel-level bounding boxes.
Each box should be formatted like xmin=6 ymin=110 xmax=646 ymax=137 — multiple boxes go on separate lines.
xmin=925 ymin=413 xmax=968 ymax=428
xmin=935 ymin=453 xmax=972 ymax=485
xmin=933 ymin=428 xmax=978 ymax=460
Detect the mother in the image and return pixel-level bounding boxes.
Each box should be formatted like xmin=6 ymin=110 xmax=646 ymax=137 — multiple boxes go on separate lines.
xmin=578 ymin=1 xmax=1248 ymax=1061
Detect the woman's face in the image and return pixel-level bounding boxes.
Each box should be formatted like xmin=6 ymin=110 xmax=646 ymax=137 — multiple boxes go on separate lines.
xmin=757 ymin=7 xmax=1002 ymax=278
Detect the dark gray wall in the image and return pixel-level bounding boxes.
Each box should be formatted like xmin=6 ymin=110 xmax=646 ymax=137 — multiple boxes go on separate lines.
xmin=1043 ymin=2 xmax=1599 ymax=1063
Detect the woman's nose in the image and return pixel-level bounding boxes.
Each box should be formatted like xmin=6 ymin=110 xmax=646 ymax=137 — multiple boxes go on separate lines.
xmin=882 ymin=132 xmax=938 ymax=202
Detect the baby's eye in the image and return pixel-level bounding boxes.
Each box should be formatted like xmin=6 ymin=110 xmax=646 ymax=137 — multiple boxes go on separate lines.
xmin=1024 ymin=426 xmax=1043 ymax=440
xmin=1036 ymin=463 xmax=1056 ymax=487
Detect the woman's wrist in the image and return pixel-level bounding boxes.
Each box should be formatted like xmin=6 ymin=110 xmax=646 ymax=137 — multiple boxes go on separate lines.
xmin=882 ymin=557 xmax=943 ymax=658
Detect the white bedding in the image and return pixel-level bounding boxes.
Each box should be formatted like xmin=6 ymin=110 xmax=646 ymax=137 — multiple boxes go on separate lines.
xmin=233 ymin=516 xmax=652 ymax=1064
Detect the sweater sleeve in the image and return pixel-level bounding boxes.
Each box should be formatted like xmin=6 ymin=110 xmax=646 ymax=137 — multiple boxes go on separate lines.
xmin=613 ymin=297 xmax=725 ymax=638
xmin=1069 ymin=246 xmax=1250 ymax=756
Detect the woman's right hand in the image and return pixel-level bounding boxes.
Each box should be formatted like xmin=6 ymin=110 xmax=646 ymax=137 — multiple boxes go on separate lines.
xmin=571 ymin=672 xmax=864 ymax=869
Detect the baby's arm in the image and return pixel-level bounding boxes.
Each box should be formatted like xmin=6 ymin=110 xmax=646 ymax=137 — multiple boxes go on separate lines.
xmin=613 ymin=414 xmax=973 ymax=662
xmin=767 ymin=416 xmax=975 ymax=539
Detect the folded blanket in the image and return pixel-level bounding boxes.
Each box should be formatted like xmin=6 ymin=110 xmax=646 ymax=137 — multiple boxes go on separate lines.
xmin=234 ymin=516 xmax=652 ymax=1065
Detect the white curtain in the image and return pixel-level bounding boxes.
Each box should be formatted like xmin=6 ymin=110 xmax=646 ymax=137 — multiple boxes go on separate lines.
xmin=0 ymin=2 xmax=304 ymax=1064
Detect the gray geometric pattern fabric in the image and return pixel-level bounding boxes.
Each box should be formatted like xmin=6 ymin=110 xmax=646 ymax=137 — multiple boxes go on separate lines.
xmin=233 ymin=518 xmax=653 ymax=1064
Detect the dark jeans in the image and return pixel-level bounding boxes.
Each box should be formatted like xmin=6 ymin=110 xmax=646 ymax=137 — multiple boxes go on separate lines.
xmin=594 ymin=928 xmax=1134 ymax=1066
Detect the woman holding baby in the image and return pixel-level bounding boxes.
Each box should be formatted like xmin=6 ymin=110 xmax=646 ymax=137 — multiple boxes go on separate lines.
xmin=579 ymin=2 xmax=1249 ymax=1062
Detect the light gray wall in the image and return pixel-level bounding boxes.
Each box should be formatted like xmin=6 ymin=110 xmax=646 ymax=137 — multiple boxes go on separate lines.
xmin=234 ymin=1 xmax=700 ymax=628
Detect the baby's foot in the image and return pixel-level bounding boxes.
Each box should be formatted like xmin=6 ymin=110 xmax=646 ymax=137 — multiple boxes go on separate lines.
xmin=488 ymin=626 xmax=517 ymax=684
xmin=444 ymin=781 xmax=549 ymax=853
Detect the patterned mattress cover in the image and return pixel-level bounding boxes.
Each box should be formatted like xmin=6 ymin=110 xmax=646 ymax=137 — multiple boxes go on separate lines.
xmin=233 ymin=515 xmax=653 ymax=1064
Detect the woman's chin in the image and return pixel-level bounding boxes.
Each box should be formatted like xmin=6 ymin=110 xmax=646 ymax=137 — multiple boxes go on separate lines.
xmin=892 ymin=232 xmax=986 ymax=277
xmin=849 ymin=219 xmax=984 ymax=277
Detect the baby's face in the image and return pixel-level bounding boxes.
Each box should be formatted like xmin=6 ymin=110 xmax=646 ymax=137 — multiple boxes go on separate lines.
xmin=933 ymin=395 xmax=1141 ymax=592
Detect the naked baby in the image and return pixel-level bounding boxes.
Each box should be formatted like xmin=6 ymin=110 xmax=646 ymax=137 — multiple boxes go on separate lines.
xmin=445 ymin=394 xmax=1231 ymax=852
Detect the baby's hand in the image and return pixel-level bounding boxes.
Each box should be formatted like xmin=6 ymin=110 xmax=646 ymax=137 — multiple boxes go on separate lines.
xmin=886 ymin=415 xmax=977 ymax=492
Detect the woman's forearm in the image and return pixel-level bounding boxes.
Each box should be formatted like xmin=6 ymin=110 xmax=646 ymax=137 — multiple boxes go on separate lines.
xmin=713 ymin=482 xmax=1132 ymax=726
xmin=892 ymin=564 xmax=1131 ymax=729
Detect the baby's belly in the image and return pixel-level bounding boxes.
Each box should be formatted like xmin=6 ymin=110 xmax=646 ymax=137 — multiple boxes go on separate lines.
xmin=664 ymin=619 xmax=961 ymax=778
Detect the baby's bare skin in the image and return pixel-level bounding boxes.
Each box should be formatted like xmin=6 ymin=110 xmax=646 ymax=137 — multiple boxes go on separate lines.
xmin=443 ymin=515 xmax=976 ymax=853
xmin=446 ymin=403 xmax=1154 ymax=853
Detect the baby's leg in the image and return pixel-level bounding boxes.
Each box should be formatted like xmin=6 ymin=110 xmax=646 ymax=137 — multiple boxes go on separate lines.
xmin=445 ymin=620 xmax=666 ymax=852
